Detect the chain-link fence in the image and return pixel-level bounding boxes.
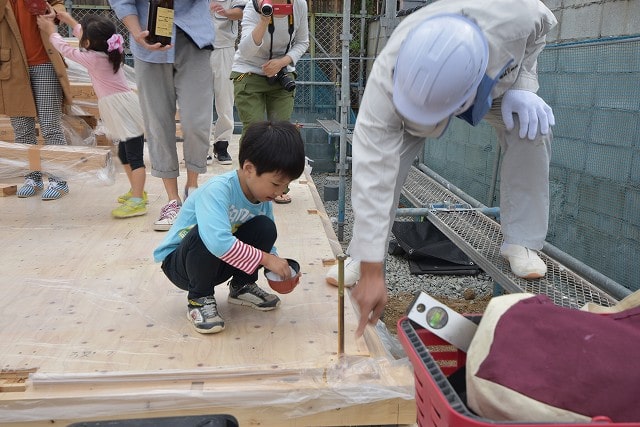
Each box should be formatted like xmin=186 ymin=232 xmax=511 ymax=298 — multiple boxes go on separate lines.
xmin=63 ymin=5 xmax=134 ymax=65
xmin=292 ymin=12 xmax=371 ymax=125
xmin=66 ymin=5 xmax=371 ymax=113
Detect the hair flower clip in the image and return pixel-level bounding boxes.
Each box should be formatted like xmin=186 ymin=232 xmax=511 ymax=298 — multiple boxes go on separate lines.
xmin=107 ymin=33 xmax=124 ymax=53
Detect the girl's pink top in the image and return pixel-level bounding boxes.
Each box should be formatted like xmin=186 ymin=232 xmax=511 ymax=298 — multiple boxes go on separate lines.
xmin=49 ymin=24 xmax=132 ymax=99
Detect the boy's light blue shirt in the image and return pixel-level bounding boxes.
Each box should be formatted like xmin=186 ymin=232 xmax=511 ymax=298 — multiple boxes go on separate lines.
xmin=153 ymin=170 xmax=277 ymax=263
xmin=109 ymin=0 xmax=215 ymax=63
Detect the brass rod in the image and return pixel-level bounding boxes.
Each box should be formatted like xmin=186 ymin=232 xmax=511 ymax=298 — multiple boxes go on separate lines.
xmin=337 ymin=253 xmax=347 ymax=355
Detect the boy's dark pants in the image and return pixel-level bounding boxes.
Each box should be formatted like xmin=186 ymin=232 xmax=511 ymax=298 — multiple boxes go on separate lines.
xmin=161 ymin=216 xmax=277 ymax=300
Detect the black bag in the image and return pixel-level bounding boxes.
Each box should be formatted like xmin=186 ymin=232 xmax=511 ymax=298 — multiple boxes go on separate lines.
xmin=390 ymin=221 xmax=480 ymax=275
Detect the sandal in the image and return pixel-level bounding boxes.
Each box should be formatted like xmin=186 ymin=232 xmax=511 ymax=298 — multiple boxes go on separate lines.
xmin=274 ymin=194 xmax=292 ymax=204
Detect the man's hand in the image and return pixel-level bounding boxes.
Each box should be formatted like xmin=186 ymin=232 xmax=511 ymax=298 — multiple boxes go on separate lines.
xmin=501 ymin=89 xmax=555 ymax=140
xmin=351 ymin=261 xmax=388 ymax=337
xmin=121 ymin=15 xmax=171 ymax=51
xmin=131 ymin=29 xmax=172 ymax=51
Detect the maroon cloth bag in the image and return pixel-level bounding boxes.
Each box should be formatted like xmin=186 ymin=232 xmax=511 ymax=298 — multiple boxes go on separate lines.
xmin=467 ymin=293 xmax=640 ymax=422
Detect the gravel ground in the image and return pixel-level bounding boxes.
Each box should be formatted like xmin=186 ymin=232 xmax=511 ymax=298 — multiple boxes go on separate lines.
xmin=311 ymin=172 xmax=494 ymax=302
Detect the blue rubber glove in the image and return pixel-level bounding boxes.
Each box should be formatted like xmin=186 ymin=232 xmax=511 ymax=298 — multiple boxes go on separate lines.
xmin=501 ymin=89 xmax=555 ymax=140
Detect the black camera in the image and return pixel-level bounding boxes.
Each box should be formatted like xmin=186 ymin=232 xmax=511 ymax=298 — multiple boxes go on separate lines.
xmin=267 ymin=67 xmax=296 ymax=92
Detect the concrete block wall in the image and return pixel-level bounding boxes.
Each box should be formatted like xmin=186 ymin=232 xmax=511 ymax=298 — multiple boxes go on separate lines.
xmin=538 ymin=33 xmax=640 ymax=286
xmin=547 ymin=0 xmax=640 ymax=43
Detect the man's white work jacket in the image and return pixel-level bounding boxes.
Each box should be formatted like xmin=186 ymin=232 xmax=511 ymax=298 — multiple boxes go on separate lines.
xmin=348 ymin=0 xmax=557 ymax=263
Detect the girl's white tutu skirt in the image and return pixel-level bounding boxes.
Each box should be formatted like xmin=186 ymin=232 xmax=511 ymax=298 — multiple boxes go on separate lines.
xmin=98 ymin=91 xmax=145 ymax=142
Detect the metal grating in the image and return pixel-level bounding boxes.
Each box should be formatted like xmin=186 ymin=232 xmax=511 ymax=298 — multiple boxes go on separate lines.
xmin=401 ymin=166 xmax=618 ymax=309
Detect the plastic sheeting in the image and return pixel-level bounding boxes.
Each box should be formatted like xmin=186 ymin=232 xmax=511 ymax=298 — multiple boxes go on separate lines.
xmin=0 ymin=46 xmax=138 ymax=185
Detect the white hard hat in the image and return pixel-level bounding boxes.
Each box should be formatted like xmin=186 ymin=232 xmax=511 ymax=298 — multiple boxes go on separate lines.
xmin=393 ymin=14 xmax=489 ymax=127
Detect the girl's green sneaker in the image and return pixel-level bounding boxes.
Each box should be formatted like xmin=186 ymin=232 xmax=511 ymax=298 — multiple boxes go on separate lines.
xmin=112 ymin=199 xmax=147 ymax=218
xmin=117 ymin=190 xmax=148 ymax=204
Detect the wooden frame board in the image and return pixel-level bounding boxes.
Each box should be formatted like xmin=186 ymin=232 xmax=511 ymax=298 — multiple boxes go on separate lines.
xmin=0 ymin=137 xmax=416 ymax=426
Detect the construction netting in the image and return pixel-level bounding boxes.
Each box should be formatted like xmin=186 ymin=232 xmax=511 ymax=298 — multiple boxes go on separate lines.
xmin=424 ymin=36 xmax=640 ymax=293
xmin=66 ymin=5 xmax=364 ymax=135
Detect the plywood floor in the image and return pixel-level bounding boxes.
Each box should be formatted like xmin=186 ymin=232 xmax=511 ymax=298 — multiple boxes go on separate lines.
xmin=0 ymin=135 xmax=415 ymax=426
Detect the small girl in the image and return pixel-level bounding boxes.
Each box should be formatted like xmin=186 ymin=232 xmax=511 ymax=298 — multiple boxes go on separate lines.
xmin=37 ymin=10 xmax=148 ymax=218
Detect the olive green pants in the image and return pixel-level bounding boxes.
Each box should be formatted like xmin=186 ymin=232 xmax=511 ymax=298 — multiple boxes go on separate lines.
xmin=231 ymin=71 xmax=295 ymax=139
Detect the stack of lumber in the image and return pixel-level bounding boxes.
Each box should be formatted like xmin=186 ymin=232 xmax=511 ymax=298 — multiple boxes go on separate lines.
xmin=0 ymin=139 xmax=112 ymax=181
xmin=0 ymin=56 xmax=117 ymax=182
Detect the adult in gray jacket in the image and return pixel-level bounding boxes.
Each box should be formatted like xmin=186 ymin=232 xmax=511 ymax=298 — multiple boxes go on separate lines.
xmin=108 ymin=0 xmax=215 ymax=230
xmin=347 ymin=0 xmax=557 ymax=336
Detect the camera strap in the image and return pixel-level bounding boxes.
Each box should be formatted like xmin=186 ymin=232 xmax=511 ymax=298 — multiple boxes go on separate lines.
xmin=267 ymin=0 xmax=294 ymax=60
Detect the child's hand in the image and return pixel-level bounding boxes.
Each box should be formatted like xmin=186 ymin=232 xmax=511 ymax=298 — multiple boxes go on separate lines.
xmin=42 ymin=4 xmax=56 ymax=19
xmin=262 ymin=254 xmax=292 ymax=280
xmin=55 ymin=10 xmax=72 ymax=25
xmin=36 ymin=14 xmax=56 ymax=35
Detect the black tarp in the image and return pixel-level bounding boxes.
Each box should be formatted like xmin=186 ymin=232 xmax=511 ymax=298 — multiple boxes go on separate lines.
xmin=390 ymin=221 xmax=481 ymax=275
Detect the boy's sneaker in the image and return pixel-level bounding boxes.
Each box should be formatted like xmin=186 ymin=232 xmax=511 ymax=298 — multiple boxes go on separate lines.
xmin=187 ymin=296 xmax=225 ymax=334
xmin=117 ymin=190 xmax=148 ymax=204
xmin=41 ymin=180 xmax=69 ymax=200
xmin=17 ymin=177 xmax=44 ymax=198
xmin=228 ymin=281 xmax=281 ymax=311
xmin=112 ymin=199 xmax=147 ymax=218
xmin=213 ymin=141 xmax=232 ymax=165
xmin=153 ymin=200 xmax=180 ymax=231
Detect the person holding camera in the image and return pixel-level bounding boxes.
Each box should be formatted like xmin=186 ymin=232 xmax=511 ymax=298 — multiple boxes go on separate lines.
xmin=230 ymin=0 xmax=309 ymax=204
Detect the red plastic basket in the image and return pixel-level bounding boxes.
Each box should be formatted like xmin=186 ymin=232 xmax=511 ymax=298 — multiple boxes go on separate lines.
xmin=397 ymin=316 xmax=638 ymax=427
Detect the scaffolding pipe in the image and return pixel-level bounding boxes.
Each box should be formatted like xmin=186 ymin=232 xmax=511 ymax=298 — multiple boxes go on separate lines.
xmin=487 ymin=144 xmax=501 ymax=207
xmin=337 ymin=0 xmax=353 ymax=241
xmin=416 ymin=162 xmax=630 ymax=300
xmin=358 ymin=1 xmax=367 ymax=105
xmin=541 ymin=242 xmax=631 ymax=300
xmin=309 ymin=6 xmax=317 ymax=115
